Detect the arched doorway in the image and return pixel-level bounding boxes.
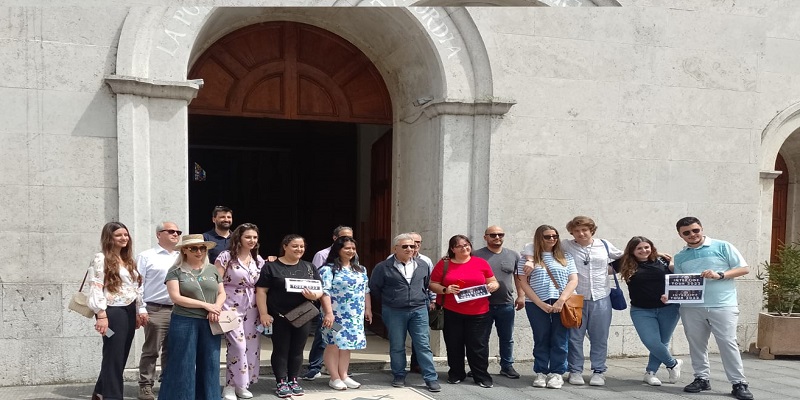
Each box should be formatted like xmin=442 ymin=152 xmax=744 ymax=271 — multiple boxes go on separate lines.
xmin=187 ymin=21 xmax=393 ymax=333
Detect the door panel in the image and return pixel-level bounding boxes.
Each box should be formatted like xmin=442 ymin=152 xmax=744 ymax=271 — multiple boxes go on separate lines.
xmin=367 ymin=129 xmax=392 ymax=338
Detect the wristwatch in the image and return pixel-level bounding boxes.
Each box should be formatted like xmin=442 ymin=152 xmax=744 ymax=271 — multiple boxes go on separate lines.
xmin=717 ymin=271 xmax=726 ymax=280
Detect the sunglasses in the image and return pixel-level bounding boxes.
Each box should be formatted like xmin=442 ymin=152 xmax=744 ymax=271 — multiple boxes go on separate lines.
xmin=543 ymin=234 xmax=559 ymax=240
xmin=399 ymin=244 xmax=415 ymax=249
xmin=681 ymin=228 xmax=701 ymax=237
xmin=159 ymin=229 xmax=182 ymax=235
xmin=187 ymin=246 xmax=207 ymax=253
xmin=487 ymin=233 xmax=505 ymax=238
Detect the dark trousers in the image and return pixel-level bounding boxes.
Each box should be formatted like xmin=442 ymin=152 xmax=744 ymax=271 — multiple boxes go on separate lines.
xmin=306 ymin=313 xmax=326 ymax=373
xmin=94 ymin=303 xmax=137 ymax=400
xmin=443 ymin=309 xmax=492 ymax=385
xmin=157 ymin=314 xmax=221 ymax=400
xmin=271 ymin=314 xmax=313 ymax=379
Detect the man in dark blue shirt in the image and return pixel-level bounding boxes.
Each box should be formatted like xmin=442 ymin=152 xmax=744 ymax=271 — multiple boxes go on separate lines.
xmin=202 ymin=206 xmax=232 ymax=263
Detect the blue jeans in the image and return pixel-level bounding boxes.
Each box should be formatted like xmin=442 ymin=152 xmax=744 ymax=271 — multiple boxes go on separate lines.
xmin=568 ymin=296 xmax=612 ymax=373
xmin=382 ymin=305 xmax=438 ymax=383
xmin=158 ymin=314 xmax=221 ymax=400
xmin=489 ymin=303 xmax=515 ymax=369
xmin=525 ymin=300 xmax=569 ymax=374
xmin=306 ymin=313 xmax=326 ymax=373
xmin=630 ymin=304 xmax=680 ymax=372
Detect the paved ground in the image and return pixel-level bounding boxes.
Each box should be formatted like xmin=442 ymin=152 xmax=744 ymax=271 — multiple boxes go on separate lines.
xmin=2 ymin=353 xmax=797 ymax=399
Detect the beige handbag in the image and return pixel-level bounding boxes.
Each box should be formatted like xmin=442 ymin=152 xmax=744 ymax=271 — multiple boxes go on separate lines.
xmin=210 ymin=310 xmax=240 ymax=335
xmin=68 ymin=270 xmax=95 ymax=318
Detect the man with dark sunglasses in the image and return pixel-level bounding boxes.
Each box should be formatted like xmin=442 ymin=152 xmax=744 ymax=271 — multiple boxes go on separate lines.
xmin=472 ymin=226 xmax=523 ymax=379
xmin=673 ymin=217 xmax=753 ymax=400
xmin=203 ymin=206 xmax=233 ymax=263
xmin=135 ymin=221 xmax=181 ymax=400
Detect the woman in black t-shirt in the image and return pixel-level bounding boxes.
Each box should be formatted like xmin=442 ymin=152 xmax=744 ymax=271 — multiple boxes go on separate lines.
xmin=620 ymin=236 xmax=682 ymax=387
xmin=256 ymin=234 xmax=332 ymax=398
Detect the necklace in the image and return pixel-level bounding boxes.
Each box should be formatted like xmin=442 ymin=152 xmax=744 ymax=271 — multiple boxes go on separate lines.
xmin=580 ymin=239 xmax=594 ymax=266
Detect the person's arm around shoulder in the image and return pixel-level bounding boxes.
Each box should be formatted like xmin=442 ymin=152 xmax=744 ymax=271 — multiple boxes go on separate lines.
xmin=214 ymin=250 xmax=231 ymax=280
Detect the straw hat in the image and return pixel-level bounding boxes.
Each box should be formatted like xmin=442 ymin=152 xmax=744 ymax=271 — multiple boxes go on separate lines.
xmin=175 ymin=234 xmax=217 ymax=250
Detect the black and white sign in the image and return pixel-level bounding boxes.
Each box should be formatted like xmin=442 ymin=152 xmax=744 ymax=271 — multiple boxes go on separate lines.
xmin=285 ymin=278 xmax=323 ymax=293
xmin=665 ymin=273 xmax=705 ymax=303
xmin=454 ymin=284 xmax=490 ymax=303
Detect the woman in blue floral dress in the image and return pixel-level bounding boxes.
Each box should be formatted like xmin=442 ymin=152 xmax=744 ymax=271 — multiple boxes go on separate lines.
xmin=320 ymin=236 xmax=372 ymax=391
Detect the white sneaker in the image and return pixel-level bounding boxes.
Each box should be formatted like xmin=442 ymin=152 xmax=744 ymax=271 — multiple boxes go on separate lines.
xmin=222 ymin=386 xmax=236 ymax=400
xmin=343 ymin=377 xmax=361 ymax=389
xmin=568 ymin=372 xmax=585 ymax=385
xmin=546 ymin=373 xmax=564 ymax=389
xmin=643 ymin=372 xmax=662 ymax=386
xmin=667 ymin=359 xmax=683 ymax=384
xmin=328 ymin=379 xmax=347 ymax=390
xmin=235 ymin=387 xmax=253 ymax=399
xmin=589 ymin=372 xmax=605 ymax=386
xmin=532 ymin=373 xmax=547 ymax=388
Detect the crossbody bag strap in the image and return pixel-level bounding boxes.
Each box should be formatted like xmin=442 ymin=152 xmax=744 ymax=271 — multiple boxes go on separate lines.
xmin=542 ymin=263 xmax=563 ymax=292
xmin=436 ymin=259 xmax=449 ymax=306
xmin=601 ymin=239 xmax=622 ymax=288
xmin=78 ymin=270 xmax=89 ymax=292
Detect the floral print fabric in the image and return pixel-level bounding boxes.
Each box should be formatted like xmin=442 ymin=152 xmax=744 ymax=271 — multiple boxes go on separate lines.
xmin=319 ymin=264 xmax=369 ymax=350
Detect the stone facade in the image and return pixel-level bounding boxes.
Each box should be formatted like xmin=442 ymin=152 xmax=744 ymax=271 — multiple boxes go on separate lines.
xmin=1 ymin=1 xmax=799 ymax=385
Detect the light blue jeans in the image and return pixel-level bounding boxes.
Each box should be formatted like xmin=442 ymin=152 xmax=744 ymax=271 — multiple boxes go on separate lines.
xmin=630 ymin=304 xmax=680 ymax=372
xmin=568 ymin=296 xmax=612 ymax=373
xmin=382 ymin=305 xmax=438 ymax=383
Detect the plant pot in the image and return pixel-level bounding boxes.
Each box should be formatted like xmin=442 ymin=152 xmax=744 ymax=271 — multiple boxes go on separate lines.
xmin=755 ymin=312 xmax=800 ymax=359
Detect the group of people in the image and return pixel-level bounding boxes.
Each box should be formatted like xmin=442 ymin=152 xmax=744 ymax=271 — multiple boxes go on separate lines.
xmin=82 ymin=207 xmax=754 ymax=400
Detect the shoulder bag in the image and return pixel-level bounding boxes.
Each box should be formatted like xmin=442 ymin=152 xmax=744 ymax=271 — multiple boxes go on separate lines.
xmin=601 ymin=239 xmax=628 ymax=310
xmin=429 ymin=258 xmax=449 ymax=330
xmin=68 ymin=270 xmax=96 ymax=318
xmin=543 ymin=262 xmax=583 ymax=329
xmin=192 ymin=264 xmax=241 ymax=335
xmin=278 ymin=261 xmax=320 ymax=328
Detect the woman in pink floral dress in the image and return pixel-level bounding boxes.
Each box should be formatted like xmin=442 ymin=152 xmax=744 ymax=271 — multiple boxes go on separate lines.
xmin=215 ymin=223 xmax=265 ymax=400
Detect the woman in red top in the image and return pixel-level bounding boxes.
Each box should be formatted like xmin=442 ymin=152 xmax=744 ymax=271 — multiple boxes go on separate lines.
xmin=430 ymin=235 xmax=499 ymax=388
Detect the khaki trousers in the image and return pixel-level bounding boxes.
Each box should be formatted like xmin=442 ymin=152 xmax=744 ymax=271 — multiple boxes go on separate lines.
xmin=138 ymin=304 xmax=172 ymax=387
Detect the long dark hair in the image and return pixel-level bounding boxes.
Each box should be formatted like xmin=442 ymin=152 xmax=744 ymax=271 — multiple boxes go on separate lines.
xmin=100 ymin=221 xmax=140 ymax=293
xmin=620 ymin=236 xmax=659 ymax=283
xmin=278 ymin=234 xmax=305 ymax=257
xmin=325 ymin=236 xmax=364 ymax=274
xmin=445 ymin=234 xmax=472 ymax=259
xmin=228 ymin=223 xmax=260 ymax=263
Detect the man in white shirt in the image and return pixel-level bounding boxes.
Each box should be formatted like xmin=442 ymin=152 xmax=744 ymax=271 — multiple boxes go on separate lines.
xmin=136 ymin=222 xmax=181 ymax=400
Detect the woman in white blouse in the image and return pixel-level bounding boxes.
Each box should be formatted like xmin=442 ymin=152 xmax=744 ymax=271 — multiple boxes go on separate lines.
xmin=87 ymin=221 xmax=144 ymax=400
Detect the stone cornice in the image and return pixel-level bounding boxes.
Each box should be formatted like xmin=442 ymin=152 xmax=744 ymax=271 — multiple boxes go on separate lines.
xmin=105 ymin=75 xmax=204 ymax=102
xmin=760 ymin=170 xmax=783 ymax=180
xmin=421 ymin=100 xmax=516 ymax=118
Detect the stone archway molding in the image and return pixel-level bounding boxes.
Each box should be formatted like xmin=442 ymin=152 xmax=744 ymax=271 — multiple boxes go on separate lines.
xmin=760 ymin=101 xmax=800 ymax=172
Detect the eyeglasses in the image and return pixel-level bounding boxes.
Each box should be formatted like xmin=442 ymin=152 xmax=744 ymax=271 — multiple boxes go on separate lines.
xmin=487 ymin=233 xmax=505 ymax=238
xmin=159 ymin=229 xmax=183 ymax=235
xmin=399 ymin=244 xmax=415 ymax=249
xmin=454 ymin=244 xmax=471 ymax=249
xmin=543 ymin=235 xmax=559 ymax=240
xmin=187 ymin=246 xmax=207 ymax=253
xmin=681 ymin=228 xmax=701 ymax=237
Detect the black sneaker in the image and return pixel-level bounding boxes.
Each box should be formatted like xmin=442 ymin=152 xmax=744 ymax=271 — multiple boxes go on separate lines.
xmin=289 ymin=378 xmax=305 ymax=396
xmin=466 ymin=371 xmax=473 ymax=378
xmin=447 ymin=377 xmax=462 ymax=384
xmin=684 ymin=377 xmax=711 ymax=393
xmin=392 ymin=376 xmax=405 ymax=388
xmin=500 ymin=366 xmax=521 ymax=379
xmin=732 ymin=382 xmax=754 ymax=400
xmin=275 ymin=379 xmax=292 ymax=398
xmin=426 ymin=380 xmax=442 ymax=392
xmin=477 ymin=380 xmax=494 ymax=388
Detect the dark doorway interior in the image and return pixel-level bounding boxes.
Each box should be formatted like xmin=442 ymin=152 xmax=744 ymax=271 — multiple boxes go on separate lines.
xmin=188 ymin=114 xmax=358 ymax=260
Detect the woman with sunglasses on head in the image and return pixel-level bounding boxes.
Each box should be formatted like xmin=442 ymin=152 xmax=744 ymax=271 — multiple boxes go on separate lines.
xmin=619 ymin=236 xmax=682 ymax=386
xmin=429 ymin=235 xmax=499 ymax=389
xmin=158 ymin=234 xmax=225 ymax=400
xmin=516 ymin=225 xmax=578 ymax=389
xmin=256 ymin=234 xmax=332 ymax=398
xmin=215 ymin=223 xmax=266 ymax=400
xmin=320 ymin=236 xmax=372 ymax=390
xmin=87 ymin=222 xmax=144 ymax=400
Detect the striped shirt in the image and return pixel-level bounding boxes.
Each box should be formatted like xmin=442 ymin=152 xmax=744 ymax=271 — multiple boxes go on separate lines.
xmin=674 ymin=237 xmax=746 ymax=307
xmin=517 ymin=252 xmax=577 ymax=301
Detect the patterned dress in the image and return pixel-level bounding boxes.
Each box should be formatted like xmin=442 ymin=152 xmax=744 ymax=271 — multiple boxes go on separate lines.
xmin=217 ymin=251 xmax=265 ymax=388
xmin=320 ymin=264 xmax=369 ymax=350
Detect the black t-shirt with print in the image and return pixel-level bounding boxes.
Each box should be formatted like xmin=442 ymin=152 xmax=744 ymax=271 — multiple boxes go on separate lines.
xmin=255 ymin=259 xmax=321 ymax=316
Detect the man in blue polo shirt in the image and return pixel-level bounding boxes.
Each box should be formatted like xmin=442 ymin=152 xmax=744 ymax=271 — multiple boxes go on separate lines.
xmin=673 ymin=217 xmax=753 ymax=400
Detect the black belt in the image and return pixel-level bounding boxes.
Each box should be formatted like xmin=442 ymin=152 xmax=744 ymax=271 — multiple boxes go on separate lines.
xmin=148 ymin=303 xmax=173 ymax=308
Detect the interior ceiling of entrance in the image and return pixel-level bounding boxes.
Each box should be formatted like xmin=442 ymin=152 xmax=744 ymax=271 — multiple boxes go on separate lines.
xmin=190 ymin=7 xmax=444 ymax=116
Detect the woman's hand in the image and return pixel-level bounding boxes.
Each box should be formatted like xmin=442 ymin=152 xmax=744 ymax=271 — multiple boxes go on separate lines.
xmin=95 ymin=317 xmax=109 ymax=336
xmin=207 ymin=312 xmax=220 ymax=323
xmin=365 ymin=309 xmax=373 ymax=324
xmin=538 ymin=303 xmax=553 ymax=313
xmin=136 ymin=313 xmax=149 ymax=329
xmin=660 ymin=294 xmax=669 ymax=304
xmin=523 ymin=259 xmax=535 ymax=275
xmin=322 ymin=312 xmax=334 ymax=328
xmin=302 ymin=288 xmax=320 ymax=300
xmin=204 ymin=303 xmax=221 ymax=315
xmin=659 ymin=253 xmax=673 ymax=262
xmin=443 ymin=284 xmax=461 ymax=294
xmin=259 ymin=313 xmax=273 ymax=328
xmin=486 ymin=281 xmax=500 ymax=293
xmin=552 ymin=299 xmax=565 ymax=313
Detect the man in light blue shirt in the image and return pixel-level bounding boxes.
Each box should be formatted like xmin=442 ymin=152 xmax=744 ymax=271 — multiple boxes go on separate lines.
xmin=673 ymin=217 xmax=753 ymax=400
xmin=136 ymin=222 xmax=181 ymax=400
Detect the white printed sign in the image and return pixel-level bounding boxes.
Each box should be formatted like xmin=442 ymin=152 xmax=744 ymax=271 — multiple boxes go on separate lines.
xmin=665 ymin=274 xmax=705 ymax=303
xmin=285 ymin=278 xmax=322 ymax=293
xmin=454 ymin=284 xmax=491 ymax=303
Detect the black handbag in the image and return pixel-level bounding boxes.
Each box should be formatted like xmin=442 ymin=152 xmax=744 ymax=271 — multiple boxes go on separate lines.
xmin=429 ymin=259 xmax=449 ymax=330
xmin=281 ymin=301 xmax=319 ymax=328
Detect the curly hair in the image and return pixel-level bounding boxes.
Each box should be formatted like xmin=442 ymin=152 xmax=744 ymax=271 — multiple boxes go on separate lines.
xmin=100 ymin=222 xmax=140 ymax=293
xmin=619 ymin=236 xmax=658 ymax=283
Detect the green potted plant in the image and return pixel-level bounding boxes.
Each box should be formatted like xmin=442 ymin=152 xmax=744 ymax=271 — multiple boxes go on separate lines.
xmin=753 ymin=241 xmax=800 ymax=359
